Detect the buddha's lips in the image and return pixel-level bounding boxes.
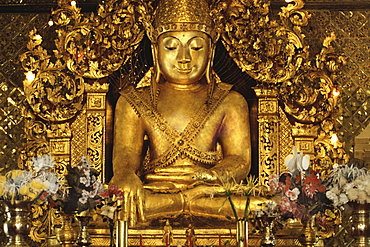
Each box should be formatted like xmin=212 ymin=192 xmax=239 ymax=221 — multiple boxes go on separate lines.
xmin=175 ymin=66 xmax=192 ymax=73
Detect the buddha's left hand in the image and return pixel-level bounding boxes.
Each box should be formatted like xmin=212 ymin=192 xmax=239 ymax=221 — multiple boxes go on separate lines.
xmin=191 ymin=167 xmax=218 ymax=183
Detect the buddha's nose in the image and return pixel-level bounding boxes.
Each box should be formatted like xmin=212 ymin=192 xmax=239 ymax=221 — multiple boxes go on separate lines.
xmin=177 ymin=46 xmax=191 ymax=64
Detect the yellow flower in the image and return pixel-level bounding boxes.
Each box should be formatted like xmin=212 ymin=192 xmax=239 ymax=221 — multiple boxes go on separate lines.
xmin=19 ymin=181 xmax=46 ymax=200
xmin=8 ymin=170 xmax=24 ymax=179
xmin=30 ymin=180 xmax=47 ymax=191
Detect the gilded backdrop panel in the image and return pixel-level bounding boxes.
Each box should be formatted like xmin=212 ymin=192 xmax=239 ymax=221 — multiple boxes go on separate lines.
xmin=302 ymin=10 xmax=370 ymax=157
xmin=0 ymin=3 xmax=370 ymax=175
xmin=0 ymin=13 xmax=50 ymax=172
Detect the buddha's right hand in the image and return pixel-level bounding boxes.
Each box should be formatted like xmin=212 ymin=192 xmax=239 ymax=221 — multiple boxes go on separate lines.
xmin=110 ymin=173 xmax=145 ymax=226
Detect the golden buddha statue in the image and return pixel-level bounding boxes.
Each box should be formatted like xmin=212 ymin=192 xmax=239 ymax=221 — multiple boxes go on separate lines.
xmin=110 ymin=0 xmax=253 ymax=227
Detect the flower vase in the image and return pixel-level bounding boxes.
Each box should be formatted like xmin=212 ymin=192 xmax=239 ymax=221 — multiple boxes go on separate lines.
xmin=350 ymin=202 xmax=370 ymax=246
xmin=3 ymin=200 xmax=32 ymax=247
xmin=297 ymin=216 xmax=318 ymax=247
xmin=260 ymin=216 xmax=276 ymax=247
xmin=76 ymin=214 xmax=92 ymax=246
xmin=236 ymin=219 xmax=248 ymax=247
xmin=57 ymin=213 xmax=76 ymax=247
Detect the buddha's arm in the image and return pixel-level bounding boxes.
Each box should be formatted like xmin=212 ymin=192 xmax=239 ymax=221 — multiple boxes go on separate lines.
xmin=212 ymin=92 xmax=251 ymax=183
xmin=112 ymin=95 xmax=145 ymax=178
xmin=111 ymin=94 xmax=146 ymax=224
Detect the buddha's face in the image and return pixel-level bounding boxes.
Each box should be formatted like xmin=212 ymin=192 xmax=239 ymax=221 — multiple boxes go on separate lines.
xmin=157 ymin=31 xmax=211 ymax=85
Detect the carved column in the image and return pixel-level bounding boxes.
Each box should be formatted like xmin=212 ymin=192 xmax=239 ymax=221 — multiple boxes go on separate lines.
xmin=70 ymin=79 xmax=109 ymax=182
xmin=254 ymin=86 xmax=294 ymax=186
xmin=254 ymin=87 xmax=280 ymax=187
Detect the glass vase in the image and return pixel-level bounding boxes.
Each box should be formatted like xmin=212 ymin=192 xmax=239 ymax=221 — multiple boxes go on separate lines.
xmin=297 ymin=215 xmax=318 ymax=247
xmin=3 ymin=200 xmax=32 ymax=247
xmin=350 ymin=202 xmax=370 ymax=246
xmin=236 ymin=219 xmax=248 ymax=247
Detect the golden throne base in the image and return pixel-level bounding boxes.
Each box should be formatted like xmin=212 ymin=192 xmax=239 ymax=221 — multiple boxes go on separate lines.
xmin=88 ymin=227 xmax=304 ymax=247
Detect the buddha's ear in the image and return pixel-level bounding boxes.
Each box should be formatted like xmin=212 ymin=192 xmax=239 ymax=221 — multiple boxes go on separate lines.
xmin=151 ymin=43 xmax=161 ymax=84
xmin=150 ymin=43 xmax=160 ymax=107
xmin=205 ymin=42 xmax=216 ymax=85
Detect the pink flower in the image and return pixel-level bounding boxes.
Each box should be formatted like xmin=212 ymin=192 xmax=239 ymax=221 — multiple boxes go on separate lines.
xmin=291 ymin=203 xmax=304 ymax=220
xmin=268 ymin=174 xmax=280 ymax=191
xmin=303 ymin=183 xmax=318 ymax=198
xmin=279 ymin=197 xmax=292 ymax=213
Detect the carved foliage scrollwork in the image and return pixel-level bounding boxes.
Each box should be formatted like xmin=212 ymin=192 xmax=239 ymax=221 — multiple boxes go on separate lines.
xmin=87 ymin=113 xmax=104 ymax=174
xmin=19 ymin=106 xmax=50 ymax=170
xmin=53 ymin=0 xmax=152 ymax=79
xmin=20 ymin=29 xmax=85 ymax=122
xmin=212 ymin=0 xmax=309 ymax=84
xmin=280 ymin=71 xmax=334 ymax=124
xmin=279 ymin=33 xmax=346 ymax=124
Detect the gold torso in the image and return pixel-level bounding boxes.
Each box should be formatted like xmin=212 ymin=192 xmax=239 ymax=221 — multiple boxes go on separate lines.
xmin=121 ymin=81 xmax=237 ymax=190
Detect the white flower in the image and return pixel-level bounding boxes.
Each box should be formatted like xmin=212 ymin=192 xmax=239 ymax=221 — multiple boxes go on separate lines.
xmin=79 ymin=197 xmax=87 ymax=204
xmin=338 ymin=193 xmax=349 ymax=206
xmin=285 ymin=188 xmax=300 ymax=201
xmin=100 ymin=205 xmax=117 ymax=219
xmin=78 ymin=156 xmax=91 ymax=169
xmin=92 ymin=181 xmax=102 ymax=191
xmin=81 ymin=189 xmax=90 ymax=198
xmin=31 ymin=155 xmax=55 ymax=172
xmin=80 ymin=176 xmax=91 ymax=187
xmin=89 ymin=189 xmax=97 ymax=198
xmin=285 ymin=146 xmax=310 ymax=173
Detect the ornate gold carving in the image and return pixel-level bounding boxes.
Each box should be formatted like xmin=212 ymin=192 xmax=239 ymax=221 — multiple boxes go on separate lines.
xmin=255 ymin=87 xmax=280 ymax=187
xmin=87 ymin=93 xmax=106 ymax=110
xmin=148 ymin=0 xmax=217 ymax=42
xmin=87 ymin=112 xmax=105 ymax=175
xmin=71 ymin=108 xmax=88 ymax=167
xmin=29 ymin=203 xmax=49 ymax=244
xmin=17 ymin=0 xmax=349 ymax=245
xmin=314 ymin=119 xmax=349 ymax=178
xmin=214 ymin=0 xmax=309 ymax=84
xmin=292 ymin=123 xmax=320 ymax=157
xmin=20 ymin=30 xmax=84 ymax=122
xmin=51 ymin=0 xmax=151 ymax=79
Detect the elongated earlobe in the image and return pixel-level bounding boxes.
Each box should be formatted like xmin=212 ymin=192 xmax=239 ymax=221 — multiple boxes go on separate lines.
xmin=205 ymin=43 xmax=215 ymax=85
xmin=206 ymin=43 xmax=216 ymax=105
xmin=151 ymin=44 xmax=160 ymax=107
xmin=151 ymin=44 xmax=161 ymax=84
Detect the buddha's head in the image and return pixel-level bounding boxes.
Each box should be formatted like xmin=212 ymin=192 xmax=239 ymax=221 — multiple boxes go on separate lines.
xmin=148 ymin=0 xmax=218 ymax=86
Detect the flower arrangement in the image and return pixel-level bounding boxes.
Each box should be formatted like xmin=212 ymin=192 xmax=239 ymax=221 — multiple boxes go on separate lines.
xmin=61 ymin=156 xmax=105 ymax=214
xmin=214 ymin=175 xmax=259 ymax=221
xmin=326 ymin=160 xmax=370 ymax=207
xmin=0 ymin=155 xmax=61 ymax=204
xmin=269 ymin=147 xmax=330 ymax=220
